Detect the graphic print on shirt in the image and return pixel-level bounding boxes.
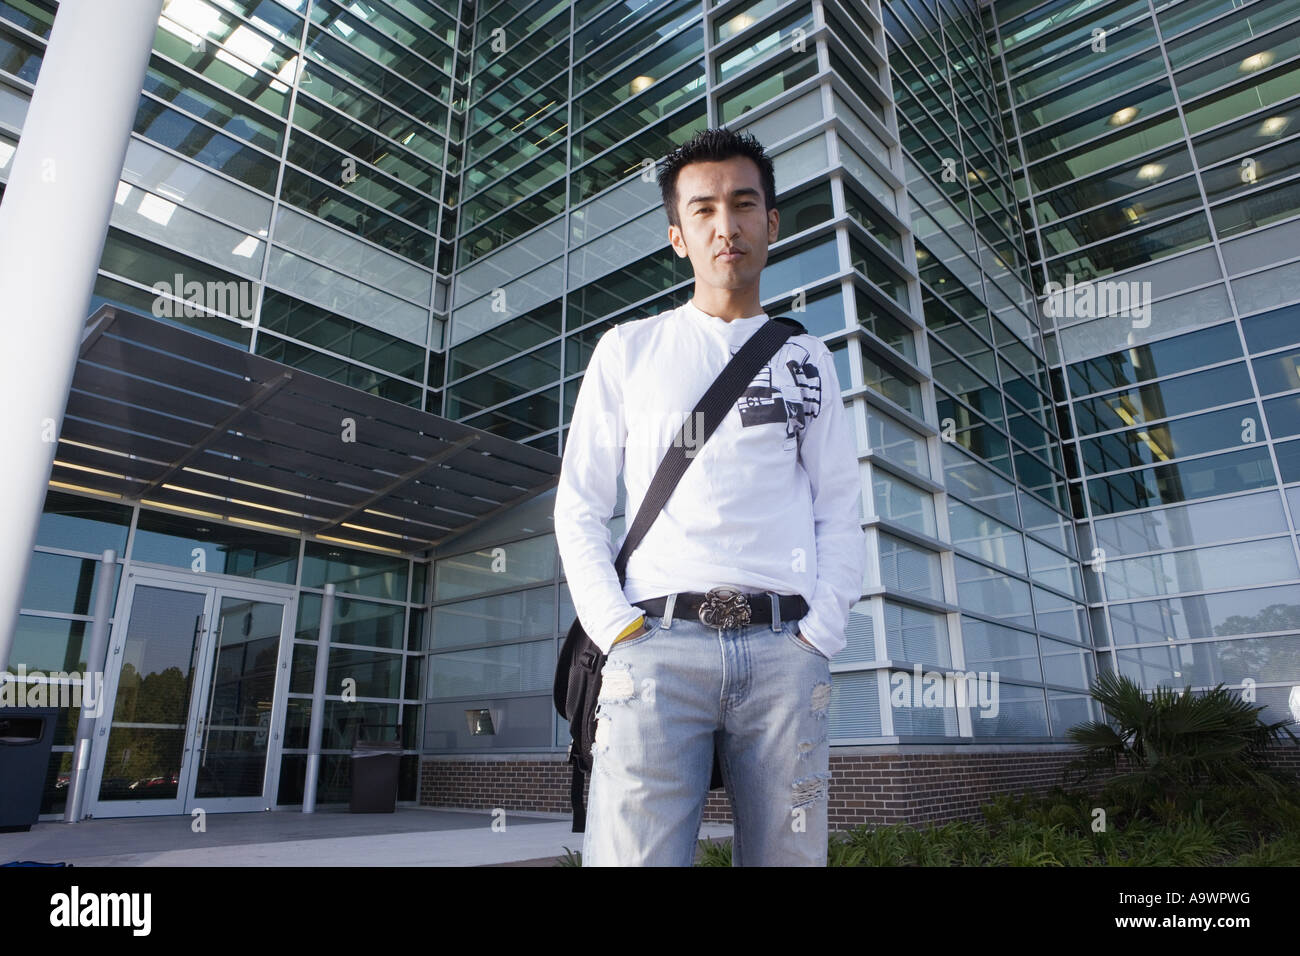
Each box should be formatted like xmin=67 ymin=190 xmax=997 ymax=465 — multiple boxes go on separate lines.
xmin=733 ymin=341 xmax=822 ymax=450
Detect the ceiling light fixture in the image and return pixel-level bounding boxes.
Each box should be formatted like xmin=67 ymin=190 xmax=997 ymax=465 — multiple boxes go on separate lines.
xmin=1239 ymin=51 xmax=1275 ymax=72
xmin=1260 ymin=116 xmax=1290 ymax=136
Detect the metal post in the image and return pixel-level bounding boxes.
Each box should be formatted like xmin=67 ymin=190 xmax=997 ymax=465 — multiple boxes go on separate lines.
xmin=64 ymin=548 xmax=117 ymax=823
xmin=0 ymin=0 xmax=165 ymax=673
xmin=303 ymin=582 xmax=335 ymax=812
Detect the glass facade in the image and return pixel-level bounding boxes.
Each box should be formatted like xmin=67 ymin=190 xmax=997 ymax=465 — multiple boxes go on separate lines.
xmin=17 ymin=490 xmax=428 ymax=814
xmin=432 ymin=0 xmax=1096 ymax=748
xmin=987 ymin=0 xmax=1300 ymax=729
xmin=3 ymin=0 xmax=1297 ymax=816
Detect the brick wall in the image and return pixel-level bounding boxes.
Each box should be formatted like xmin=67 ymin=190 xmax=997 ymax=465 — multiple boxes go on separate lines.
xmin=421 ymin=742 xmax=1299 ymax=828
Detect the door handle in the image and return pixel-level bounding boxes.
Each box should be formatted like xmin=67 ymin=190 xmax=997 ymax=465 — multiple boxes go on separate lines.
xmin=182 ymin=613 xmax=205 ymax=756
xmin=199 ymin=616 xmax=225 ymax=766
xmin=188 ymin=613 xmax=205 ymax=669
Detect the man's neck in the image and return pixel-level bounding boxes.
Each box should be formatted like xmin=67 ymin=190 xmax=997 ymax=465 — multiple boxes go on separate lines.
xmin=690 ymin=291 xmax=763 ymax=322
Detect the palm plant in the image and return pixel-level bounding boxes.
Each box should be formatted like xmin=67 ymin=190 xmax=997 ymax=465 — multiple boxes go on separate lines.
xmin=1065 ymin=671 xmax=1299 ymax=812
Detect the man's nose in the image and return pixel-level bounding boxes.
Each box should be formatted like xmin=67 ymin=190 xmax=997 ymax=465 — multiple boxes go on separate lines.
xmin=714 ymin=209 xmax=741 ymax=240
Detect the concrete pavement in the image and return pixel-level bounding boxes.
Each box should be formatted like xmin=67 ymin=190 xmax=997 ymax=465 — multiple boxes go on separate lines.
xmin=1 ymin=807 xmax=734 ymax=866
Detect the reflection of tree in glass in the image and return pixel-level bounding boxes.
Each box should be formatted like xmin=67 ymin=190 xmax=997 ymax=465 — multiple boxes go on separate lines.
xmin=101 ymin=662 xmax=192 ymax=794
xmin=113 ymin=663 xmax=191 ymax=723
xmin=208 ymin=637 xmax=280 ymax=729
xmin=1215 ymin=603 xmax=1300 ymax=636
xmin=1212 ymin=604 xmax=1300 ymax=688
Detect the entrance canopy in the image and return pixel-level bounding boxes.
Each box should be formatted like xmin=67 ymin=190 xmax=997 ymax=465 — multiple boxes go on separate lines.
xmin=57 ymin=306 xmax=560 ymax=556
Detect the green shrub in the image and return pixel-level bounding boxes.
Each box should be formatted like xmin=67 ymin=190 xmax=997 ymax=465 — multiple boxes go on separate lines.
xmin=1065 ymin=672 xmax=1300 ymax=816
xmin=695 ymin=836 xmax=732 ymax=866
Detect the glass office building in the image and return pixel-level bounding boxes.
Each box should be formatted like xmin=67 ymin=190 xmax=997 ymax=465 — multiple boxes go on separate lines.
xmin=986 ymin=0 xmax=1300 ymax=731
xmin=1 ymin=0 xmax=1293 ymax=823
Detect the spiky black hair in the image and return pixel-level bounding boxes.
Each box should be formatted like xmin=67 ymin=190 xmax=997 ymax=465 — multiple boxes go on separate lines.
xmin=657 ymin=127 xmax=777 ymax=230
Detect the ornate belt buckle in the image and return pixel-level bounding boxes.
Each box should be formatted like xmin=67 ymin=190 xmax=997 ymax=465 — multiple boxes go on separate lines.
xmin=698 ymin=586 xmax=752 ymax=629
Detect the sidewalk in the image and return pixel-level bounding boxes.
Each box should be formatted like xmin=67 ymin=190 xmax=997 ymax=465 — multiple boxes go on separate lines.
xmin=1 ymin=807 xmax=734 ymax=866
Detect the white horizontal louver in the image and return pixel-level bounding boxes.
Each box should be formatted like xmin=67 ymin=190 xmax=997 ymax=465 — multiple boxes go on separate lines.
xmin=835 ymin=604 xmax=876 ymax=664
xmin=884 ymin=602 xmax=950 ymax=666
xmin=971 ymin=684 xmax=1049 ymax=737
xmin=827 ymin=672 xmax=881 ymax=738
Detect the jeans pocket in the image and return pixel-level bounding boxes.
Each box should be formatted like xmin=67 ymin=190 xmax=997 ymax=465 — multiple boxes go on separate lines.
xmin=607 ymin=613 xmax=663 ymax=652
xmin=782 ymin=619 xmax=828 ymax=659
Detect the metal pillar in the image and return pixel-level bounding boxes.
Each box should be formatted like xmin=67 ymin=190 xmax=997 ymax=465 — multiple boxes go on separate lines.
xmin=63 ymin=548 xmax=117 ymax=823
xmin=303 ymin=582 xmax=335 ymax=812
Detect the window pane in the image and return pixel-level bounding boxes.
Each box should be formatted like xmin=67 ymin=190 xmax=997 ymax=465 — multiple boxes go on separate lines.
xmin=861 ymin=343 xmax=923 ymax=415
xmin=1080 ymin=403 xmax=1263 ymax=472
xmin=434 ymin=535 xmax=556 ymax=600
xmin=1109 ymin=582 xmax=1300 ymax=644
xmin=1072 ymin=363 xmax=1254 ymax=434
xmin=883 ymin=601 xmax=950 ymax=664
xmin=427 ymin=639 xmax=553 ymax=697
xmin=1104 ymin=537 xmax=1299 ymax=600
xmin=37 ymin=491 xmax=131 ymax=554
xmin=1093 ymin=488 xmax=1287 ymax=556
xmin=878 ymin=533 xmax=944 ymax=600
xmin=1253 ymin=345 xmax=1300 ymax=395
xmin=297 ymin=593 xmax=404 ymax=650
xmin=868 ymin=411 xmax=930 ymax=477
xmin=961 ymin=616 xmax=1042 ymax=683
xmin=431 ymin=586 xmax=556 ymax=649
xmin=955 ymin=555 xmax=1034 ymax=629
xmin=133 ymin=509 xmax=298 ymax=583
xmin=718 ymin=52 xmax=817 ymax=123
xmin=949 ymin=499 xmax=1027 ymax=574
xmin=870 ymin=466 xmax=937 ymax=535
xmin=302 ymin=542 xmax=407 ymax=600
xmin=1088 ymin=446 xmax=1275 ymax=515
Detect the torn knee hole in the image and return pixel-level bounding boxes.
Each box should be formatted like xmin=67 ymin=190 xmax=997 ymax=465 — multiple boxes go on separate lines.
xmin=599 ymin=664 xmax=636 ymax=703
xmin=810 ymin=681 xmax=831 ymax=717
xmin=791 ymin=771 xmax=831 ymax=810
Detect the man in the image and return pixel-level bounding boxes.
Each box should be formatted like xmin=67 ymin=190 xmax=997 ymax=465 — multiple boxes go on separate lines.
xmin=553 ymin=127 xmax=865 ymax=866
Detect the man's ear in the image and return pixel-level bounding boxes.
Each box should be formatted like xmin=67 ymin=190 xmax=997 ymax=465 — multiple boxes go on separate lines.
xmin=668 ymin=224 xmax=688 ymax=258
xmin=767 ymin=207 xmax=779 ymax=243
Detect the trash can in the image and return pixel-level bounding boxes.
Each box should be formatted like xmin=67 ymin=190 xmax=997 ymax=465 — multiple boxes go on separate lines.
xmin=0 ymin=707 xmax=59 ymax=833
xmin=349 ymin=732 xmax=401 ymax=813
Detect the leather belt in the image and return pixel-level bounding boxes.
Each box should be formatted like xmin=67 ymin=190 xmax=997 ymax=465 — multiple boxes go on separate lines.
xmin=634 ymin=587 xmax=808 ymax=629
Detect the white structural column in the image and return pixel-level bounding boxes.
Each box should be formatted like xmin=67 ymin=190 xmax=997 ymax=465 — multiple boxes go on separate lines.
xmin=0 ymin=0 xmax=164 ymax=672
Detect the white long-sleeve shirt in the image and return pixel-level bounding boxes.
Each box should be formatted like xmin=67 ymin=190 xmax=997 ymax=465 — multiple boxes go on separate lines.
xmin=553 ymin=298 xmax=865 ymax=658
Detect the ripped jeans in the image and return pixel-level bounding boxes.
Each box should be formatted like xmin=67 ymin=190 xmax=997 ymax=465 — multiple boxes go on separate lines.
xmin=582 ymin=594 xmax=833 ymax=866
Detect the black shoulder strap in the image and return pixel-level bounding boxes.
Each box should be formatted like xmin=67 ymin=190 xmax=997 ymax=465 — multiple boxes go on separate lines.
xmin=613 ymin=314 xmax=806 ymax=582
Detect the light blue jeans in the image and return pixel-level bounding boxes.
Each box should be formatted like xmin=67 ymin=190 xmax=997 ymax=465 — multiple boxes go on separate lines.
xmin=582 ymin=592 xmax=833 ymax=866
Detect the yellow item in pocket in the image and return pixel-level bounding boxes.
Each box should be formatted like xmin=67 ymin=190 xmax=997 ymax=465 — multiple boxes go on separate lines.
xmin=611 ymin=614 xmax=646 ymax=646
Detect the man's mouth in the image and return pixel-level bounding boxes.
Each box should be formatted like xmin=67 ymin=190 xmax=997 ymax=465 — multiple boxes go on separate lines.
xmin=716 ymin=249 xmax=744 ymax=261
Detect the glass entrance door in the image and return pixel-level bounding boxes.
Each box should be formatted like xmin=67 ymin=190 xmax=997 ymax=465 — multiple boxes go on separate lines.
xmin=189 ymin=593 xmax=287 ymax=810
xmin=86 ymin=571 xmax=292 ymax=818
xmin=90 ymin=583 xmax=207 ymax=814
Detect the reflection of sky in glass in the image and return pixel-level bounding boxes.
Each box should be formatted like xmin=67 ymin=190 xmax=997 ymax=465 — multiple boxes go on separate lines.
xmin=120 ymin=586 xmax=207 ymax=680
xmin=217 ymin=597 xmax=283 ymax=650
xmin=35 ymin=505 xmax=130 ymax=555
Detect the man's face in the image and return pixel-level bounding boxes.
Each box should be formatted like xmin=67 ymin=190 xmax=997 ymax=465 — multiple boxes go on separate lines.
xmin=667 ymin=156 xmax=779 ymax=294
